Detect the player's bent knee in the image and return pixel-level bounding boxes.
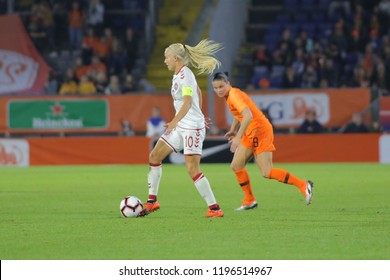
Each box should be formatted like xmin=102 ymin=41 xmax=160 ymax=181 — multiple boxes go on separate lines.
xmin=149 ymin=151 xmax=161 ymax=164
xmin=261 ymin=168 xmax=271 ymax=178
xmin=230 ymin=162 xmax=244 ymax=171
xmin=186 ymin=165 xmax=199 ymax=178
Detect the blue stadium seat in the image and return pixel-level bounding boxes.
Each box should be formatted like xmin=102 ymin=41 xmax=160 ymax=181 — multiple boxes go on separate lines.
xmin=251 ymin=70 xmax=270 ymax=89
xmin=254 ymin=65 xmax=270 ymax=77
xmin=293 ymin=12 xmax=308 ymax=23
xmin=269 ymin=75 xmax=284 ymax=88
xmin=317 ymin=22 xmax=332 ymax=37
xmin=276 ymin=13 xmax=291 ymax=24
xmin=263 ymin=33 xmax=280 ymax=51
xmin=301 ymin=23 xmax=317 ymax=39
xmin=267 ymin=22 xmax=284 ymax=34
xmin=271 ymin=65 xmax=286 ymax=77
xmin=311 ymin=12 xmax=326 ymax=23
xmin=318 ymin=0 xmax=331 ymax=9
xmin=301 ymin=0 xmax=317 ymax=10
xmin=284 ymin=0 xmax=299 ymax=10
xmin=346 ymin=52 xmax=359 ymax=66
xmin=283 ymin=23 xmax=300 ymax=35
xmin=329 ymin=11 xmax=343 ymax=22
xmin=301 ymin=23 xmax=316 ymax=34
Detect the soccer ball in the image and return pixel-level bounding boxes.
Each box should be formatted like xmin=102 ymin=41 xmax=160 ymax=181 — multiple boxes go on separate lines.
xmin=120 ymin=196 xmax=143 ymax=218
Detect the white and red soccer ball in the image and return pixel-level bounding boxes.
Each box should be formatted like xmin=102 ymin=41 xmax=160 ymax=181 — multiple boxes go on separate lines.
xmin=120 ymin=196 xmax=143 ymax=218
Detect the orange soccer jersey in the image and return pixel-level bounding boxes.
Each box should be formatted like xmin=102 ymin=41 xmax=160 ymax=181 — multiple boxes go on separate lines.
xmin=225 ymin=87 xmax=275 ymax=155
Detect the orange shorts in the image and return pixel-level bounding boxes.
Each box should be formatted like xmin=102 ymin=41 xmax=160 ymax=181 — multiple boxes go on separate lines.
xmin=241 ymin=123 xmax=276 ymax=156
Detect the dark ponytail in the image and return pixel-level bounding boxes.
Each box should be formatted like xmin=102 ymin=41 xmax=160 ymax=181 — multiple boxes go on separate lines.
xmin=212 ymin=72 xmax=229 ymax=82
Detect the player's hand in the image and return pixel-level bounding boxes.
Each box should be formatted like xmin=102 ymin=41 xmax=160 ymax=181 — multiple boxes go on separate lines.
xmin=224 ymin=131 xmax=236 ymax=142
xmin=164 ymin=122 xmax=176 ymax=135
xmin=204 ymin=117 xmax=212 ymax=129
xmin=229 ymin=136 xmax=240 ymax=153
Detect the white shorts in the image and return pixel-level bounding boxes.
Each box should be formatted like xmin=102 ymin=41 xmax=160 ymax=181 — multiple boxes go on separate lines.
xmin=159 ymin=126 xmax=205 ymax=155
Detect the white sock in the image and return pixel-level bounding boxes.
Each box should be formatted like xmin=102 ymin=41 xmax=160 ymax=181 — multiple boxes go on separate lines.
xmin=147 ymin=164 xmax=162 ymax=200
xmin=193 ymin=173 xmax=217 ymax=206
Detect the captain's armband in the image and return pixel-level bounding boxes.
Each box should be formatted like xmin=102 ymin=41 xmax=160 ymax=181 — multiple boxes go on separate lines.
xmin=182 ymin=86 xmax=193 ymax=97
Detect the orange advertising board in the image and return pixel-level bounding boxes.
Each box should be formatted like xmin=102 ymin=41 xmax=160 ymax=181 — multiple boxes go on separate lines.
xmin=0 ymin=95 xmax=176 ymax=134
xmin=217 ymin=88 xmax=371 ymax=129
xmin=28 ymin=136 xmax=149 ymax=165
xmin=12 ymin=134 xmax=379 ymax=166
xmin=273 ymin=133 xmax=379 ymax=162
xmin=0 ymin=88 xmax=370 ymax=134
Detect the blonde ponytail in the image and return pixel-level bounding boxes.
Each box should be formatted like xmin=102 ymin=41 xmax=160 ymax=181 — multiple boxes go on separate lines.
xmin=167 ymin=39 xmax=222 ymax=75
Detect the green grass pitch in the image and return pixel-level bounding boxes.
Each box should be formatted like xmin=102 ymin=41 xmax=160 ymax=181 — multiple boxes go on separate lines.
xmin=0 ymin=163 xmax=389 ymax=260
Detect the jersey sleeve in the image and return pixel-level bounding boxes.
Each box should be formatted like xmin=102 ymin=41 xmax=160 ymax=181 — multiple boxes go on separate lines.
xmin=180 ymin=68 xmax=195 ymax=97
xmin=182 ymin=86 xmax=193 ymax=96
xmin=229 ymin=91 xmax=248 ymax=113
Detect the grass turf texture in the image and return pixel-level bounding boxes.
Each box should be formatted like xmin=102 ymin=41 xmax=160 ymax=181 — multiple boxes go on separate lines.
xmin=0 ymin=163 xmax=389 ymax=260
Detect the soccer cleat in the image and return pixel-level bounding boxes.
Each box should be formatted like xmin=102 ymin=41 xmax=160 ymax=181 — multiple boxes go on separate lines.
xmin=305 ymin=180 xmax=314 ymax=205
xmin=235 ymin=200 xmax=258 ymax=211
xmin=138 ymin=201 xmax=160 ymax=217
xmin=204 ymin=208 xmax=224 ymax=218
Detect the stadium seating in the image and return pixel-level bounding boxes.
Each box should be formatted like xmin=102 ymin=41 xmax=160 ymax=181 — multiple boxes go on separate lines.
xmin=249 ymin=0 xmax=338 ymax=88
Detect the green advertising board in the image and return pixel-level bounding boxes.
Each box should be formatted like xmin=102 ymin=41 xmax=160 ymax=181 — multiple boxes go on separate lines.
xmin=8 ymin=100 xmax=108 ymax=129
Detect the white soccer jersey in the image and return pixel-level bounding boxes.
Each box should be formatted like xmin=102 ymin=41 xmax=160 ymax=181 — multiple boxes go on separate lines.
xmin=171 ymin=66 xmax=205 ymax=129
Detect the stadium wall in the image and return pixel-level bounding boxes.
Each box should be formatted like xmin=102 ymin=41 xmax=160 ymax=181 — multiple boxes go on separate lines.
xmin=0 ymin=88 xmax=371 ymax=134
xmin=0 ymin=134 xmax=386 ymax=166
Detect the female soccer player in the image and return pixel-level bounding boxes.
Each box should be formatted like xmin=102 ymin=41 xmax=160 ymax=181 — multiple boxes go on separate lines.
xmin=138 ymin=39 xmax=224 ymax=218
xmin=212 ymin=72 xmax=313 ymax=210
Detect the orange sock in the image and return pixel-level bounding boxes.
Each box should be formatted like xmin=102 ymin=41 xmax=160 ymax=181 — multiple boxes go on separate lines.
xmin=234 ymin=168 xmax=255 ymax=202
xmin=268 ymin=168 xmax=306 ymax=194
